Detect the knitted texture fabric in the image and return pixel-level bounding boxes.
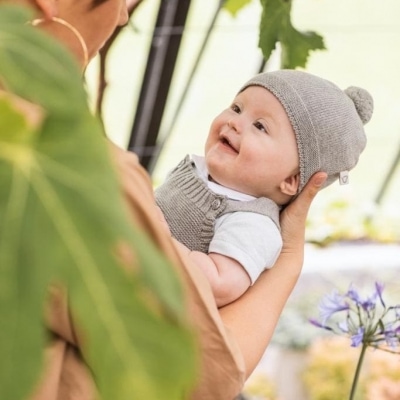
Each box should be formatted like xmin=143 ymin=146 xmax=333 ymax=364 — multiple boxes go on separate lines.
xmin=155 ymin=156 xmax=280 ymax=253
xmin=239 ymin=70 xmax=374 ymax=192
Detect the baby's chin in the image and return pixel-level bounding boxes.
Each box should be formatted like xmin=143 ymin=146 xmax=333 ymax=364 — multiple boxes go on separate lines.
xmin=207 ymin=174 xmax=219 ymax=184
xmin=208 ymin=174 xmax=245 ymax=194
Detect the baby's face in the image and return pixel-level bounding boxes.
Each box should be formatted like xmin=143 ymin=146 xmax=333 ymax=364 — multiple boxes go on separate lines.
xmin=204 ymin=86 xmax=300 ymax=203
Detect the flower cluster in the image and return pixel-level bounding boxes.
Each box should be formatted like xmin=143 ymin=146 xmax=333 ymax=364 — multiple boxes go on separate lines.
xmin=310 ymin=282 xmax=400 ymax=400
xmin=310 ymin=282 xmax=400 ymax=350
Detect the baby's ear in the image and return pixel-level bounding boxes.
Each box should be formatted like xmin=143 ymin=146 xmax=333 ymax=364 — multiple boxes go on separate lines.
xmin=279 ymin=173 xmax=300 ymax=196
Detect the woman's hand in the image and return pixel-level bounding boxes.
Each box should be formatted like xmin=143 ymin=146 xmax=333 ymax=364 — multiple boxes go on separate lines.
xmin=218 ymin=172 xmax=327 ymax=377
xmin=279 ymin=171 xmax=327 ymax=257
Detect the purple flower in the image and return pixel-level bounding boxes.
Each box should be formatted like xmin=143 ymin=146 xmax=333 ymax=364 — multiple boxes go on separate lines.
xmin=309 ymin=282 xmax=400 ymax=400
xmin=350 ymin=327 xmax=364 ymax=347
xmin=309 ymin=318 xmax=333 ymax=332
xmin=375 ymin=282 xmax=386 ymax=307
xmin=319 ymin=289 xmax=349 ymax=324
xmin=347 ymin=283 xmax=377 ymax=312
xmin=338 ymin=320 xmax=349 ymax=334
xmin=383 ymin=322 xmax=400 ymax=348
xmin=310 ymin=282 xmax=400 ymax=350
xmin=384 ymin=330 xmax=399 ymax=348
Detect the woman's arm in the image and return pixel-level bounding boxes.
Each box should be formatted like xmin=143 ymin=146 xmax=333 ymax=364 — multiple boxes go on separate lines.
xmin=218 ymin=172 xmax=327 ymax=377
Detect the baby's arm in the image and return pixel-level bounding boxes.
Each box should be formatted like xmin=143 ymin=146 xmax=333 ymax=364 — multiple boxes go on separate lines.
xmin=173 ymin=239 xmax=251 ymax=307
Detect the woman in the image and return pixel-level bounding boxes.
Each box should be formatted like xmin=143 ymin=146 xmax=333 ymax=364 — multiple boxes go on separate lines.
xmin=1 ymin=0 xmax=327 ymax=398
xmin=22 ymin=0 xmax=129 ymax=69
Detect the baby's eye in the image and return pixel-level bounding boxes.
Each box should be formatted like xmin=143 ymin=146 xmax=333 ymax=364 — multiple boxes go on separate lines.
xmin=231 ymin=103 xmax=241 ymax=114
xmin=254 ymin=120 xmax=267 ymax=133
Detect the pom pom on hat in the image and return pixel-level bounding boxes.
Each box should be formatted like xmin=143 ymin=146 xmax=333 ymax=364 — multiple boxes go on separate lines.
xmin=239 ymin=70 xmax=374 ymax=192
xmin=344 ymin=86 xmax=374 ymax=124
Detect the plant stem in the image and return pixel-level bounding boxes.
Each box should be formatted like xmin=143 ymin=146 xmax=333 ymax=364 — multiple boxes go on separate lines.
xmin=349 ymin=343 xmax=368 ymax=400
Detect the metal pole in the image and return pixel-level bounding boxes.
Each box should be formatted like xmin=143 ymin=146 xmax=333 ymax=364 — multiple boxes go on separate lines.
xmin=127 ymin=0 xmax=192 ymax=170
xmin=374 ymin=145 xmax=400 ymax=204
xmin=147 ymin=0 xmax=226 ymax=173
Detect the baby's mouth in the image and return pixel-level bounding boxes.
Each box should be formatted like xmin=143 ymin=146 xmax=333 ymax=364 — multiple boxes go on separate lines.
xmin=221 ymin=137 xmax=238 ymax=153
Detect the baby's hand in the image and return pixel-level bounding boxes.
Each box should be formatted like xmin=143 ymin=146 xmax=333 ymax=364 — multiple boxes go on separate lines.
xmin=155 ymin=206 xmax=171 ymax=235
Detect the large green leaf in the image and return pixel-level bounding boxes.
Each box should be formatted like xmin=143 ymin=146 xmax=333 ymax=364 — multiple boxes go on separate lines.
xmin=259 ymin=0 xmax=325 ymax=68
xmin=0 ymin=96 xmax=49 ymax=400
xmin=0 ymin=5 xmax=196 ymax=400
xmin=222 ymin=0 xmax=325 ymax=69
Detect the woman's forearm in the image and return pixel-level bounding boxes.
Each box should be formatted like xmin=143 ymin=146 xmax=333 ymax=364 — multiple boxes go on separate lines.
xmin=219 ymin=172 xmax=327 ymax=377
xmin=218 ymin=251 xmax=303 ymax=376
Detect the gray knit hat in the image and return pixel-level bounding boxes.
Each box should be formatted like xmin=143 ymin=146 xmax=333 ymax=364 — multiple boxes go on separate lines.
xmin=239 ymin=70 xmax=374 ymax=193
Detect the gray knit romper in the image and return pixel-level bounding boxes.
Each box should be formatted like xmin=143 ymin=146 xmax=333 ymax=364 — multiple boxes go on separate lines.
xmin=155 ymin=155 xmax=281 ymax=253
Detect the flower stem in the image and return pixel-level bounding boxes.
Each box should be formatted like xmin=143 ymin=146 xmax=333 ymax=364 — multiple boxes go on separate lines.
xmin=349 ymin=343 xmax=368 ymax=400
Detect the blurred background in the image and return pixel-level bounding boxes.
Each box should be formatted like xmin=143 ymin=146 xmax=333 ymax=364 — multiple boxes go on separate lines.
xmin=85 ymin=1 xmax=400 ymax=398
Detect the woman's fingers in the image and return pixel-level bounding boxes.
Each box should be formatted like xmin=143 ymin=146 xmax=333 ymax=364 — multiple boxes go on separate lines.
xmin=286 ymin=172 xmax=327 ymax=223
xmin=280 ymin=172 xmax=327 ymax=252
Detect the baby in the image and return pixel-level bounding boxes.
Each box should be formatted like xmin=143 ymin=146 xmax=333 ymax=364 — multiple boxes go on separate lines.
xmin=155 ymin=70 xmax=374 ymax=307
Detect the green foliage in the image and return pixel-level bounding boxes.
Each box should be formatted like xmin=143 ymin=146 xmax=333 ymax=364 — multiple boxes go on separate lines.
xmin=259 ymin=0 xmax=325 ymax=68
xmin=0 ymin=5 xmax=196 ymax=400
xmin=223 ymin=0 xmax=325 ymax=69
xmin=223 ymin=0 xmax=253 ymax=17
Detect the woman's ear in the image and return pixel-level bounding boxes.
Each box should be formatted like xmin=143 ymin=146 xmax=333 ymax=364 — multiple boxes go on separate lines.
xmin=34 ymin=0 xmax=57 ymax=19
xmin=279 ymin=173 xmax=300 ymax=196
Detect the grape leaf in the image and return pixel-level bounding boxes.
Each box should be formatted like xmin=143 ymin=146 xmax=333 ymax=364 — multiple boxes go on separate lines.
xmin=259 ymin=0 xmax=325 ymax=68
xmin=222 ymin=0 xmax=325 ymax=69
